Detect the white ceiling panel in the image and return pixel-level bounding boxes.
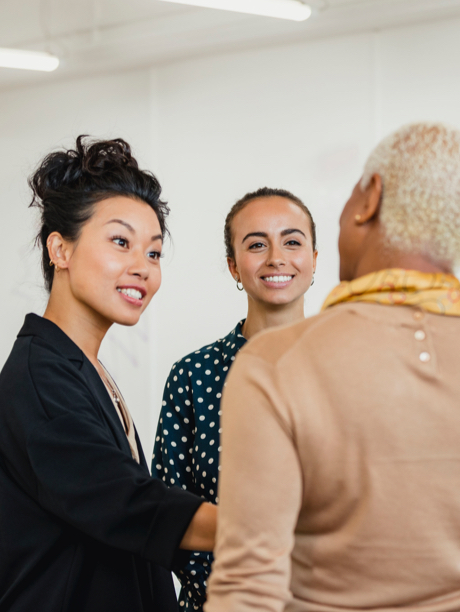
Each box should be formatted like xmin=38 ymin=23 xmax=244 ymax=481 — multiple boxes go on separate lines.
xmin=0 ymin=0 xmax=460 ymax=90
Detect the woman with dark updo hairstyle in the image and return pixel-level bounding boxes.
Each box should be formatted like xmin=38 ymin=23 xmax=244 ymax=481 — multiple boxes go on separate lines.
xmin=0 ymin=136 xmax=216 ymax=612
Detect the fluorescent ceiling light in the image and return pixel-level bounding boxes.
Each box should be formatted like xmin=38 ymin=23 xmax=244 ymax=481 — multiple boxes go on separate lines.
xmin=0 ymin=48 xmax=59 ymax=72
xmin=159 ymin=0 xmax=312 ymax=21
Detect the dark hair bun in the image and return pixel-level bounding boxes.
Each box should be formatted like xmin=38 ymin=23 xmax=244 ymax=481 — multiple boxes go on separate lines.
xmin=29 ymin=135 xmax=169 ymax=292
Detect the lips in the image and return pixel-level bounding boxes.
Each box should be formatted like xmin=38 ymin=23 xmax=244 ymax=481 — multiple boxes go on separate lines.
xmin=117 ymin=285 xmax=147 ymax=306
xmin=261 ymin=275 xmax=294 ymax=283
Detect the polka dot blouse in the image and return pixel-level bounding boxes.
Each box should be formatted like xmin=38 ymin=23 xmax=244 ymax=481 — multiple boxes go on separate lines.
xmin=152 ymin=321 xmax=246 ymax=611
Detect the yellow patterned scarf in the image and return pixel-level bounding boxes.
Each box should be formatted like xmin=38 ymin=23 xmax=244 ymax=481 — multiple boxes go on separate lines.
xmin=321 ymin=269 xmax=460 ymax=316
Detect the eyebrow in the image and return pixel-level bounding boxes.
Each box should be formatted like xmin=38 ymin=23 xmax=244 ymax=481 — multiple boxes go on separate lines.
xmin=242 ymin=228 xmax=306 ymax=243
xmin=105 ymin=219 xmax=162 ymax=242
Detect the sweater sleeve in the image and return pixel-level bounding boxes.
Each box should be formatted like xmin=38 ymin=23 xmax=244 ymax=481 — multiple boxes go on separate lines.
xmin=205 ymin=351 xmax=302 ymax=612
xmin=25 ymin=348 xmax=203 ymax=571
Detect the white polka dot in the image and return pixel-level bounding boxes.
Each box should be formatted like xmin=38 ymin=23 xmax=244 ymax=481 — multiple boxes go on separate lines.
xmin=218 ymin=446 xmax=222 ymax=451
xmin=167 ymin=383 xmax=170 ymax=388
xmin=179 ymin=453 xmax=185 ymax=460
xmin=173 ymin=424 xmax=179 ymax=430
xmin=205 ymin=370 xmax=211 ymax=375
xmin=196 ymin=380 xmax=202 ymax=385
xmin=184 ymin=418 xmax=189 ymax=424
xmin=185 ymin=358 xmax=191 ymax=363
xmin=162 ymin=400 xmax=166 ymax=406
xmin=185 ymin=400 xmax=191 ymax=406
xmin=188 ymin=371 xmax=192 ymax=377
xmin=178 ymin=387 xmax=184 ymax=393
xmin=197 ymin=398 xmax=204 ymax=403
xmin=156 ymin=464 xmax=162 ymax=470
xmin=195 ymin=363 xmax=201 ymax=368
xmin=199 ymin=415 xmax=205 ymax=421
xmin=175 ymin=406 xmax=181 ymax=412
xmin=214 ymin=360 xmax=219 ymax=365
xmin=163 ymin=429 xmax=169 ymax=435
xmin=181 ymin=436 xmax=187 ymax=442
xmin=210 ymin=422 xmax=215 ymax=428
xmin=208 ymin=404 xmax=214 ymax=410
xmin=202 ymin=470 xmax=207 ymax=477
xmin=215 ymin=376 xmax=220 ymax=381
xmin=169 ymin=459 xmax=174 ymax=465
xmin=216 ymin=393 xmax=222 ymax=398
xmin=156 ymin=436 xmax=160 ymax=442
xmin=209 ymin=458 xmax=214 ymax=464
xmin=209 ymin=489 xmax=214 ymax=495
xmin=206 ymin=387 xmax=212 ymax=393
xmin=204 ymin=354 xmax=210 ymax=359
xmin=186 ymin=466 xmax=191 ymax=472
xmin=169 ymin=394 xmax=173 ymax=400
xmin=210 ymin=440 xmax=215 ymax=446
xmin=164 ymin=467 xmax=168 ymax=473
xmin=179 ymin=369 xmax=183 ymax=374
xmin=166 ymin=412 xmax=172 ymax=417
xmin=173 ymin=376 xmax=178 ymax=381
xmin=201 ymin=433 xmax=206 ymax=439
xmin=223 ymin=366 xmax=228 ymax=372
xmin=171 ymin=441 xmax=177 ymax=447
xmin=170 ymin=478 xmax=175 ymax=484
xmin=201 ymin=452 xmax=206 ymax=458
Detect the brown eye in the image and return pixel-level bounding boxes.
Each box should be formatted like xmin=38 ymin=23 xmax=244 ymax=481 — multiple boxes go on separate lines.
xmin=113 ymin=236 xmax=129 ymax=248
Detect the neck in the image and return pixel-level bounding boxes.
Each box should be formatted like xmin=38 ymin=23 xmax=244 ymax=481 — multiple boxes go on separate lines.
xmin=242 ymin=296 xmax=306 ymax=340
xmin=352 ymin=232 xmax=453 ymax=280
xmin=43 ymin=284 xmax=110 ymax=370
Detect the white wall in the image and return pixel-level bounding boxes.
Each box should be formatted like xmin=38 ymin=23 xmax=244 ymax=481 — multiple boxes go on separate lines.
xmin=2 ymin=16 xmax=460 ymax=460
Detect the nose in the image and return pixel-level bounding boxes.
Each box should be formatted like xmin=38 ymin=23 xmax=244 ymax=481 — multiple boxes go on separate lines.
xmin=266 ymin=244 xmax=286 ymax=268
xmin=128 ymin=249 xmax=149 ymax=280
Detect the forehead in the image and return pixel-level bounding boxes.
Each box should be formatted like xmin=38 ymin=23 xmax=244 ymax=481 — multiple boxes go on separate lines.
xmin=90 ymin=195 xmax=160 ymax=231
xmin=234 ymin=196 xmax=310 ymax=233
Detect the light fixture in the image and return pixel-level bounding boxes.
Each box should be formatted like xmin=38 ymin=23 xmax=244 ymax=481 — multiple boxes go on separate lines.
xmin=0 ymin=48 xmax=59 ymax=72
xmin=159 ymin=0 xmax=312 ymax=21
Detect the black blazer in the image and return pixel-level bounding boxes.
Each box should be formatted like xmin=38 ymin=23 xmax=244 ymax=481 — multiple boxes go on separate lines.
xmin=0 ymin=314 xmax=203 ymax=612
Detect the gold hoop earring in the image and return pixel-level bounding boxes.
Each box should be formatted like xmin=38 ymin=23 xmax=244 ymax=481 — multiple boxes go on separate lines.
xmin=236 ymin=278 xmax=244 ymax=292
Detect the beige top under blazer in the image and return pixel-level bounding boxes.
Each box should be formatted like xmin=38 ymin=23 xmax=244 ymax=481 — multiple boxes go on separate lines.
xmin=206 ymin=302 xmax=460 ymax=612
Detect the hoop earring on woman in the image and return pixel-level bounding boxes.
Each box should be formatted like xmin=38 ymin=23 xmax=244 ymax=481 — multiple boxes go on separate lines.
xmin=236 ymin=277 xmax=244 ymax=292
xmin=311 ymin=275 xmax=315 ymax=286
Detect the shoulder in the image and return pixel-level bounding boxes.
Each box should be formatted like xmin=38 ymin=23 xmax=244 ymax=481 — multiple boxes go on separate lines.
xmin=167 ymin=322 xmax=245 ymax=376
xmin=237 ymin=304 xmax=365 ymax=368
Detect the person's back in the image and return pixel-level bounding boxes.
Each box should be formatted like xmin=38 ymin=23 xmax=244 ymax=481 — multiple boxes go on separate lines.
xmin=228 ymin=298 xmax=460 ymax=611
xmin=206 ymin=123 xmax=460 ymax=612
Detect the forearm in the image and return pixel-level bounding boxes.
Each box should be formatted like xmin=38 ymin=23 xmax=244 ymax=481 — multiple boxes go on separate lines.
xmin=180 ymin=502 xmax=217 ymax=552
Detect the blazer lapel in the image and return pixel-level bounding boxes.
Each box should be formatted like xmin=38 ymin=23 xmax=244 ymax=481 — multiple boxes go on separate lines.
xmin=80 ymin=358 xmax=134 ymax=459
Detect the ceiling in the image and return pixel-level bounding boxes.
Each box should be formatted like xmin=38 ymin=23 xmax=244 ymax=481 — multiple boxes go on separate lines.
xmin=1 ymin=0 xmax=460 ymax=90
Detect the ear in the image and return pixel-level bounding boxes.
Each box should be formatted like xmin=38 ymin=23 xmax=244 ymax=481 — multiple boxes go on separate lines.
xmin=312 ymin=250 xmax=318 ymax=275
xmin=357 ymin=173 xmax=383 ymax=224
xmin=47 ymin=232 xmax=72 ymax=271
xmin=227 ymin=257 xmax=239 ymax=281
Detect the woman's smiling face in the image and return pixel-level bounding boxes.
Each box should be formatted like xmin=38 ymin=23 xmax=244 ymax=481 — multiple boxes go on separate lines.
xmin=228 ymin=196 xmax=317 ymax=309
xmin=61 ymin=195 xmax=163 ymax=328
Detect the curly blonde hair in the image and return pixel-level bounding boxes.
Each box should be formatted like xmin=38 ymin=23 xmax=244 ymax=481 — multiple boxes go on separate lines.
xmin=361 ymin=122 xmax=460 ymax=266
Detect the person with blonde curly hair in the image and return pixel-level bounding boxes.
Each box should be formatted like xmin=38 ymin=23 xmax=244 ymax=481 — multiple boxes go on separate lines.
xmin=206 ymin=122 xmax=460 ymax=612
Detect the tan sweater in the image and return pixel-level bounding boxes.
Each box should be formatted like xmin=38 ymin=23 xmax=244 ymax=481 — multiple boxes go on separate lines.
xmin=206 ymin=302 xmax=460 ymax=612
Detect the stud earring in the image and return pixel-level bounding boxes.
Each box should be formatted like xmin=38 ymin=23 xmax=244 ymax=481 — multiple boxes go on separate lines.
xmin=355 ymin=214 xmax=362 ymax=222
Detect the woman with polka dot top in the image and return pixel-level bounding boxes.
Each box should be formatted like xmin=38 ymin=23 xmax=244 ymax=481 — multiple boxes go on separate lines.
xmin=152 ymin=186 xmax=318 ymax=611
